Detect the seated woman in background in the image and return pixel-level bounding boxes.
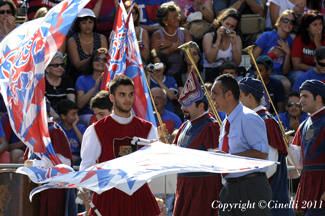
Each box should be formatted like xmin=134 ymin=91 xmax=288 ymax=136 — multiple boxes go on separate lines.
xmin=67 ymin=8 xmax=108 ymax=84
xmin=124 ymin=1 xmax=150 ymax=62
xmin=202 ymin=8 xmax=242 ymax=78
xmin=75 ymin=48 xmax=107 ymax=126
xmin=174 ymin=0 xmax=214 ymax=23
xmin=147 ymin=50 xmax=178 ymax=113
xmin=0 ymin=0 xmax=18 ymax=42
xmin=174 ymin=42 xmax=215 ymax=96
xmin=253 ymin=10 xmax=295 ymax=95
xmin=290 ymin=10 xmax=325 ymax=85
xmin=150 ymin=1 xmax=192 ymax=77
xmin=45 ymin=51 xmax=75 ymax=122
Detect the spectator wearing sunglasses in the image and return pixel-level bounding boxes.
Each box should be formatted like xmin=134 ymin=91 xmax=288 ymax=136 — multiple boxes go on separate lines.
xmin=253 ymin=10 xmax=295 ymax=95
xmin=45 ymin=51 xmax=75 ymax=122
xmin=275 ymin=91 xmax=309 ymax=132
xmin=0 ymin=0 xmax=18 ymax=42
xmin=75 ymin=48 xmax=107 ymax=126
xmin=290 ymin=10 xmax=325 ymax=85
xmin=293 ymin=46 xmax=325 ymax=92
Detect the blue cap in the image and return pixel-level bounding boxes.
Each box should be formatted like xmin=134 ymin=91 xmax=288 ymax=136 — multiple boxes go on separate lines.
xmin=238 ymin=77 xmax=264 ymax=99
xmin=300 ymin=79 xmax=325 ymax=98
xmin=256 ymin=55 xmax=273 ymax=70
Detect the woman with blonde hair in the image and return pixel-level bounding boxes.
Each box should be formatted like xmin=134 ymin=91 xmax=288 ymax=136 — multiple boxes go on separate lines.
xmin=253 ymin=9 xmax=296 ymax=94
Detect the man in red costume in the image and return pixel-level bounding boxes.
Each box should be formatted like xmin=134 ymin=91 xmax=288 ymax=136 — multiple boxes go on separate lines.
xmin=289 ymin=79 xmax=325 ymax=216
xmin=80 ymin=75 xmax=160 ymax=216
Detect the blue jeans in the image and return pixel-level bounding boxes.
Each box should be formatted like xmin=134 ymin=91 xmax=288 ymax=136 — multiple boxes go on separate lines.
xmin=287 ymin=70 xmax=304 ymax=86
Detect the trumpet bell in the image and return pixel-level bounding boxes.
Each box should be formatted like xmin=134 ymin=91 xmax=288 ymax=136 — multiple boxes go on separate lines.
xmin=242 ymin=45 xmax=255 ymax=53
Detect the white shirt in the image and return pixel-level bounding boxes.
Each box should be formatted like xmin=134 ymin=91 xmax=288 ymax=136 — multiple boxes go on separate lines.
xmin=80 ymin=111 xmax=158 ymax=171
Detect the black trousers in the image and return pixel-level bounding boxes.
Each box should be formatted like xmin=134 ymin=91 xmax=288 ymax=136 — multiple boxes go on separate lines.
xmin=218 ymin=174 xmax=272 ymax=216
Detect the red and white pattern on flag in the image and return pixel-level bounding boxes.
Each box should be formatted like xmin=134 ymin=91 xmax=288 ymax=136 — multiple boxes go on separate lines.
xmin=178 ymin=69 xmax=203 ymax=107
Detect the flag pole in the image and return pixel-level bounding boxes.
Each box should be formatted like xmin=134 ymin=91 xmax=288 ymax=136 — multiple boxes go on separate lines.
xmin=144 ymin=72 xmax=169 ymax=143
xmin=178 ymin=42 xmax=222 ymax=127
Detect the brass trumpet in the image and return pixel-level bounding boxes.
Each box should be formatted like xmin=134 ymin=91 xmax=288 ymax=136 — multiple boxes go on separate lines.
xmin=243 ymin=45 xmax=300 ymax=175
xmin=178 ymin=41 xmax=222 ymax=127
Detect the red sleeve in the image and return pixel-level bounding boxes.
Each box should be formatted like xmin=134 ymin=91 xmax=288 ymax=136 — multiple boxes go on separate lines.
xmin=291 ymin=35 xmax=303 ymax=58
xmin=264 ymin=119 xmax=288 ymax=156
xmin=291 ymin=127 xmax=302 ymax=147
xmin=23 ymin=147 xmax=29 ymax=161
xmin=50 ymin=128 xmax=73 ymax=164
xmin=85 ymin=0 xmax=98 ymax=9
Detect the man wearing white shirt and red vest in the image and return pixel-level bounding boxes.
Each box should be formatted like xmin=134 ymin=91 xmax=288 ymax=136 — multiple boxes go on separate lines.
xmin=80 ymin=75 xmax=159 ymax=216
xmin=210 ymin=74 xmax=272 ymax=216
xmin=238 ymin=77 xmax=294 ymax=216
xmin=289 ymin=79 xmax=325 ymax=216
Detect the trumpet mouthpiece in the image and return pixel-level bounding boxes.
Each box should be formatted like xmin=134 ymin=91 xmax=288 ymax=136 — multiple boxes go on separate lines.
xmin=178 ymin=41 xmax=192 ymax=50
xmin=242 ymin=45 xmax=255 ymax=53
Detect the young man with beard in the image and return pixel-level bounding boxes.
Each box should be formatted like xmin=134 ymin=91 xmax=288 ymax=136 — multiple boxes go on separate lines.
xmin=79 ymin=75 xmax=160 ymax=216
xmin=210 ymin=74 xmax=272 ymax=216
xmin=172 ymin=77 xmax=222 ymax=215
xmin=289 ymin=80 xmax=325 ymax=215
xmin=238 ymin=77 xmax=294 ymax=216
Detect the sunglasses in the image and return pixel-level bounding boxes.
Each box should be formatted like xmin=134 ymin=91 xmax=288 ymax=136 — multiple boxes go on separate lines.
xmin=168 ymin=14 xmax=180 ymax=20
xmin=281 ymin=18 xmax=295 ymax=26
xmin=317 ymin=61 xmax=325 ymax=67
xmin=287 ymin=101 xmax=301 ymax=108
xmin=49 ymin=63 xmax=64 ymax=68
xmin=0 ymin=10 xmax=12 ymax=14
xmin=94 ymin=57 xmax=107 ymax=63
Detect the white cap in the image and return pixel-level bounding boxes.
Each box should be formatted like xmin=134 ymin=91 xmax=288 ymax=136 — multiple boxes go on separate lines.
xmin=77 ymin=8 xmax=96 ymax=18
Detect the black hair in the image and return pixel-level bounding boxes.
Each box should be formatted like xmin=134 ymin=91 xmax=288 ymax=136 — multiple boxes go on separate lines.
xmin=298 ymin=10 xmax=324 ymax=45
xmin=311 ymin=92 xmax=325 ymax=105
xmin=194 ymin=100 xmax=208 ymax=111
xmin=0 ymin=0 xmax=17 ymax=18
xmin=57 ymin=99 xmax=78 ymax=116
xmin=109 ymin=75 xmax=134 ymax=95
xmin=90 ymin=90 xmax=113 ymax=111
xmin=147 ymin=50 xmax=171 ymax=74
xmin=75 ymin=16 xmax=97 ymax=33
xmin=241 ymin=89 xmax=261 ymax=104
xmin=215 ymin=74 xmax=240 ymax=101
xmin=315 ymin=46 xmax=325 ymax=61
xmin=220 ymin=61 xmax=238 ymax=74
xmin=285 ymin=91 xmax=300 ymax=105
xmin=82 ymin=48 xmax=108 ymax=75
xmin=156 ymin=1 xmax=180 ymax=27
xmin=210 ymin=8 xmax=241 ymax=44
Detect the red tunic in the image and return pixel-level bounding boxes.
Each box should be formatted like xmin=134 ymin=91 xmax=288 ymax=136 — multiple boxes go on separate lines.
xmin=173 ymin=113 xmax=222 ymax=216
xmin=90 ymin=115 xmax=160 ymax=216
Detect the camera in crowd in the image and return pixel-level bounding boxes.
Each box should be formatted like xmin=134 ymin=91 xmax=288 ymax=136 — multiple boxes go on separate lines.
xmin=223 ymin=28 xmax=232 ymax=35
xmin=146 ymin=63 xmax=164 ymax=72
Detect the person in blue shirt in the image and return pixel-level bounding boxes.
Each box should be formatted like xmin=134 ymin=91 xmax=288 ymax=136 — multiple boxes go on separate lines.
xmin=275 ymin=91 xmax=309 ymax=133
xmin=254 ymin=55 xmax=285 ymax=114
xmin=210 ymin=74 xmax=272 ymax=216
xmin=151 ymin=87 xmax=182 ymax=136
xmin=57 ymin=99 xmax=87 ymax=166
xmin=293 ymin=46 xmax=325 ymax=92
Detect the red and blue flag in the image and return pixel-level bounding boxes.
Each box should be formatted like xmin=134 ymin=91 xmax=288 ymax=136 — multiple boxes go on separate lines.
xmin=101 ymin=1 xmax=156 ymax=125
xmin=0 ymin=0 xmax=90 ymax=166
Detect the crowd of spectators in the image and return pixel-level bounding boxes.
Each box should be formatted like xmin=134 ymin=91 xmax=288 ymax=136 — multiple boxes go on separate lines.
xmin=1 ymin=0 xmax=325 ymax=215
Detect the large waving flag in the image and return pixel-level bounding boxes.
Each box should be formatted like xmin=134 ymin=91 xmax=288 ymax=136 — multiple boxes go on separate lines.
xmin=17 ymin=142 xmax=277 ymax=200
xmin=101 ymin=1 xmax=156 ymax=125
xmin=0 ymin=0 xmax=90 ymax=166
